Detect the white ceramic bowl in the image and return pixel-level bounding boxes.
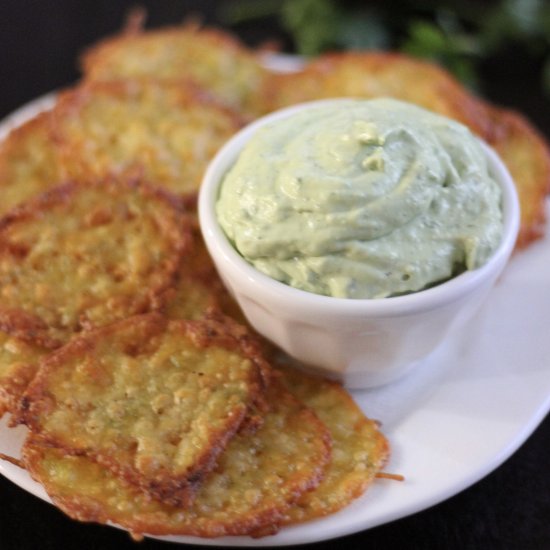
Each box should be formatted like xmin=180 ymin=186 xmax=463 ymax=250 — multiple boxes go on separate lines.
xmin=199 ymin=101 xmax=520 ymax=388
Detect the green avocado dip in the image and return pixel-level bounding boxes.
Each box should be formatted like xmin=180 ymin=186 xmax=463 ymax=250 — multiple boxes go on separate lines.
xmin=216 ymin=98 xmax=503 ymax=299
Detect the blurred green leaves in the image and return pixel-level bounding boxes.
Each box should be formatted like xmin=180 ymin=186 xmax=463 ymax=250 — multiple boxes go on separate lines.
xmin=222 ymin=0 xmax=391 ymax=53
xmin=281 ymin=2 xmax=393 ymax=53
xmin=280 ymin=0 xmax=340 ymax=55
xmin=221 ymin=0 xmax=550 ymax=96
xmin=482 ymin=0 xmax=550 ymax=52
xmin=402 ymin=16 xmax=481 ymax=88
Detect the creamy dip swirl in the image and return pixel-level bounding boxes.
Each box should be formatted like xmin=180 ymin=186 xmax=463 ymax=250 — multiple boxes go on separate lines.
xmin=216 ymin=99 xmax=503 ymax=299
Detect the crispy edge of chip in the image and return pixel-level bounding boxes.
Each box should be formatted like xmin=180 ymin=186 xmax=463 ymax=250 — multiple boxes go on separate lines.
xmin=0 ymin=110 xmax=55 ymax=165
xmin=201 ymin=310 xmax=275 ymax=424
xmin=0 ymin=110 xmax=67 ymax=217
xmin=485 ymin=105 xmax=550 ymax=248
xmin=17 ymin=313 xmax=270 ymax=507
xmin=48 ymin=79 xmax=246 ymax=198
xmin=51 ymin=78 xmax=245 ymax=134
xmin=160 ymin=273 xmax=221 ymax=321
xmin=0 ymin=335 xmax=47 ymax=420
xmin=0 ymin=179 xmax=73 ymax=348
xmin=260 ymin=51 xmax=493 ymax=138
xmin=154 ymin=207 xmax=256 ymax=334
xmin=0 ymin=178 xmax=192 ymax=348
xmin=273 ymin=365 xmax=389 ymax=525
xmin=21 ymin=379 xmax=330 ymax=538
xmin=80 ymin=22 xmax=263 ymax=82
xmin=79 ymin=21 xmax=270 ymax=117
xmin=0 ymin=309 xmax=61 ymax=351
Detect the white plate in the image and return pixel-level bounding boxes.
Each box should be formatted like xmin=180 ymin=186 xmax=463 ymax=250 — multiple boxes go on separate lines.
xmin=0 ymin=91 xmax=549 ymax=547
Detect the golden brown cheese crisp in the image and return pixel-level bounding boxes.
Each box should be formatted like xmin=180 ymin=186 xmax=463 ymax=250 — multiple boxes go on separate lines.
xmin=276 ymin=365 xmax=389 ymax=525
xmin=160 ymin=218 xmax=249 ymax=325
xmin=81 ymin=24 xmax=268 ymax=115
xmin=0 ymin=331 xmax=47 ymax=418
xmin=0 ymin=111 xmax=64 ymax=216
xmin=18 ymin=314 xmax=269 ymax=507
xmin=160 ymin=217 xmax=223 ymax=321
xmin=161 ymin=273 xmax=221 ymax=321
xmin=160 ymin=269 xmax=247 ymax=326
xmin=261 ymin=51 xmax=492 ymax=137
xmin=0 ymin=179 xmax=189 ymax=347
xmin=178 ymin=211 xmax=215 ymax=278
xmin=50 ymin=80 xmax=244 ymax=198
xmin=485 ymin=106 xmax=550 ymax=247
xmin=22 ymin=379 xmax=330 ymax=538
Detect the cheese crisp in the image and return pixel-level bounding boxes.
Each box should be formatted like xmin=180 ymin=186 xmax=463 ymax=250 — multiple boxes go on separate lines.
xmin=50 ymin=80 xmax=244 ymax=198
xmin=277 ymin=366 xmax=389 ymax=524
xmin=22 ymin=380 xmax=330 ymax=538
xmin=0 ymin=112 xmax=63 ymax=216
xmin=18 ymin=314 xmax=268 ymax=507
xmin=161 ymin=273 xmax=221 ymax=321
xmin=0 ymin=331 xmax=47 ymax=418
xmin=159 ymin=218 xmax=226 ymax=321
xmin=486 ymin=106 xmax=550 ymax=246
xmin=261 ymin=52 xmax=492 ymax=137
xmin=81 ymin=24 xmax=267 ymax=115
xmin=0 ymin=179 xmax=189 ymax=348
xmin=160 ymin=220 xmax=249 ymax=324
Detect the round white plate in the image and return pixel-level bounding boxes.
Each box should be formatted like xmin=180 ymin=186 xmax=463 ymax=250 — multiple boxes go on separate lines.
xmin=0 ymin=90 xmax=549 ymax=547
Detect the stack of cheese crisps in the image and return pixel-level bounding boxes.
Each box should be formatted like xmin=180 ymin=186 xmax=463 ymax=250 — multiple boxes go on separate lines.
xmin=1 ymin=188 xmax=388 ymax=537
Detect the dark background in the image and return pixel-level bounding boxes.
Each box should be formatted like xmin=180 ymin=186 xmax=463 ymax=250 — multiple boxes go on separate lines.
xmin=0 ymin=1 xmax=549 ymax=549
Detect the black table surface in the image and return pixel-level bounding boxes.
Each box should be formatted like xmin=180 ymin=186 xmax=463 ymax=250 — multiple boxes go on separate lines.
xmin=1 ymin=2 xmax=549 ymax=549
